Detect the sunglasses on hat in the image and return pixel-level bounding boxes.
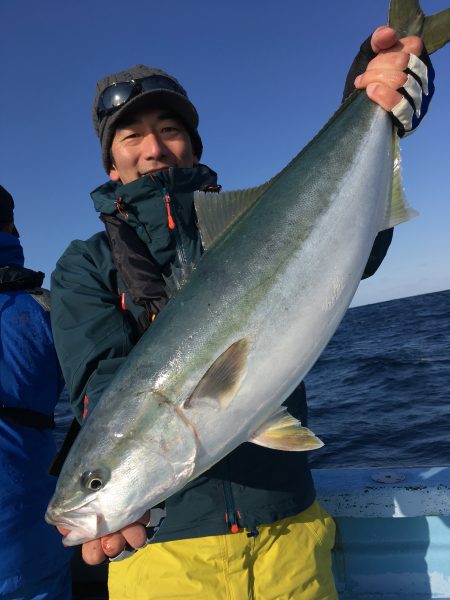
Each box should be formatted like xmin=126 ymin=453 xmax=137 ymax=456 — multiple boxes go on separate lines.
xmin=96 ymin=75 xmax=188 ymax=121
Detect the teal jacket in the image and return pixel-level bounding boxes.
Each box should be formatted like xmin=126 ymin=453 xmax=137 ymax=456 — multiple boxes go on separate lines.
xmin=51 ymin=164 xmax=391 ymax=541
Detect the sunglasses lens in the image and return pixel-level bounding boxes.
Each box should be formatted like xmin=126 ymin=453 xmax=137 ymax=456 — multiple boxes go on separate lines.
xmin=139 ymin=75 xmax=185 ymax=96
xmin=100 ymin=82 xmax=135 ymax=114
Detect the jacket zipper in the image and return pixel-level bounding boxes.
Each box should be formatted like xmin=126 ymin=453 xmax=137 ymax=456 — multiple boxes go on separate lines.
xmin=164 ymin=191 xmax=176 ymax=230
xmin=161 ymin=186 xmax=188 ymax=268
xmin=223 ymin=479 xmax=241 ymax=533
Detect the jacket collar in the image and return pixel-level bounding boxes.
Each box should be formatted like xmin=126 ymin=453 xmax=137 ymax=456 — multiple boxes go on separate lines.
xmin=0 ymin=232 xmax=24 ymax=267
xmin=90 ymin=164 xmax=218 ymax=216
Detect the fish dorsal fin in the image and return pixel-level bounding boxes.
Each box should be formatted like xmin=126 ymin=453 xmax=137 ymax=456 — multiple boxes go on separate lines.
xmin=250 ymin=406 xmax=324 ymax=451
xmin=388 ymin=0 xmax=450 ymax=54
xmin=380 ymin=134 xmax=418 ymax=231
xmin=183 ymin=339 xmax=249 ymax=410
xmin=165 ymin=178 xmax=275 ymax=296
xmin=194 ymin=179 xmax=274 ymax=251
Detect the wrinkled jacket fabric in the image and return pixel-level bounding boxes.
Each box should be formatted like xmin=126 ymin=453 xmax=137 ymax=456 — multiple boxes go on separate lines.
xmin=0 ymin=232 xmax=72 ymax=598
xmin=51 ymin=164 xmax=391 ymax=542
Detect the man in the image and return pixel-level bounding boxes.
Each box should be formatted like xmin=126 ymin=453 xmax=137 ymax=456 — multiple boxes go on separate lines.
xmin=0 ymin=186 xmax=73 ymax=599
xmin=51 ymin=26 xmax=433 ymax=599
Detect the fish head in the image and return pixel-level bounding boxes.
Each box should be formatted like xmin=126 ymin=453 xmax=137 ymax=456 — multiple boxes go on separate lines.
xmin=46 ymin=392 xmax=198 ymax=545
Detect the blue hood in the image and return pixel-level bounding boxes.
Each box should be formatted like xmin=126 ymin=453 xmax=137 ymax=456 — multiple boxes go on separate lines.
xmin=0 ymin=232 xmax=24 ymax=267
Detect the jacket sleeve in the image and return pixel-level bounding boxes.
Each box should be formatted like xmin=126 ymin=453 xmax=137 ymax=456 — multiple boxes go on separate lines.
xmin=343 ymin=35 xmax=394 ymax=278
xmin=51 ymin=237 xmax=136 ymax=422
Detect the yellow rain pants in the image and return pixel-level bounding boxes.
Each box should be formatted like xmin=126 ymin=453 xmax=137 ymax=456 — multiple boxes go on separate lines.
xmin=109 ymin=501 xmax=337 ymax=600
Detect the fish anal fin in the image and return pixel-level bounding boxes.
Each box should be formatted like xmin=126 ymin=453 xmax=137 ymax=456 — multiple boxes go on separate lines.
xmin=250 ymin=407 xmax=324 ymax=452
xmin=184 ymin=339 xmax=249 ymax=410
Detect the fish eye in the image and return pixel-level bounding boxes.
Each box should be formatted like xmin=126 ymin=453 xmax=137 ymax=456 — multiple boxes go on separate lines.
xmin=80 ymin=468 xmax=110 ymax=492
xmin=88 ymin=478 xmax=102 ymax=491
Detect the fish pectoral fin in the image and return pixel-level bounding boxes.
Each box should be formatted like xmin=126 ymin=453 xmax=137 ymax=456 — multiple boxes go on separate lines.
xmin=249 ymin=407 xmax=324 ymax=451
xmin=184 ymin=339 xmax=249 ymax=410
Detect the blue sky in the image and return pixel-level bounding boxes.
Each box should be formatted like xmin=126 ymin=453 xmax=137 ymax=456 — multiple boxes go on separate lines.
xmin=0 ymin=0 xmax=448 ymax=306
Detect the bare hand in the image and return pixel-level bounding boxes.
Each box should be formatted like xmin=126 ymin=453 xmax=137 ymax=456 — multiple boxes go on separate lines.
xmin=57 ymin=511 xmax=150 ymax=565
xmin=355 ymin=26 xmax=424 ymax=111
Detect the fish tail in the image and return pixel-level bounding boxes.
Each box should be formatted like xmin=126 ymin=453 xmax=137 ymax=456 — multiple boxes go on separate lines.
xmin=388 ymin=0 xmax=450 ymax=53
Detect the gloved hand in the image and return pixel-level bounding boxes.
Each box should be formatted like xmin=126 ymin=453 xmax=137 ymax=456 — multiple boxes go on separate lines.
xmin=343 ymin=26 xmax=435 ymax=137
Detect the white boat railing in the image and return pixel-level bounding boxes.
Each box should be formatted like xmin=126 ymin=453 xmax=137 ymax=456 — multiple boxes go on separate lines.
xmin=314 ymin=466 xmax=450 ymax=599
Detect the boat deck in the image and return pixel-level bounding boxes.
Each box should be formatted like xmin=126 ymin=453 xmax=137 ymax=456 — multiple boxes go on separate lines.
xmin=316 ymin=466 xmax=450 ymax=599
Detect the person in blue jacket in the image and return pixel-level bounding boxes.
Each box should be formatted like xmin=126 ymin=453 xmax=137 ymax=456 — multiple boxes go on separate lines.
xmin=0 ymin=185 xmax=73 ymax=599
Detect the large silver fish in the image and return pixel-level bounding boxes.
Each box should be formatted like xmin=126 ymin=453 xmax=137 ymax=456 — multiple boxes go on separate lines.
xmin=46 ymin=0 xmax=450 ymax=545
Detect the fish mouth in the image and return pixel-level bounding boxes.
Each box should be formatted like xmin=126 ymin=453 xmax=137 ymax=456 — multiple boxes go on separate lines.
xmin=46 ymin=498 xmax=105 ymax=546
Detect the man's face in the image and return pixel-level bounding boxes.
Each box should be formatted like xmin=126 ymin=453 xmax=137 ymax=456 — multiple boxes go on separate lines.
xmin=109 ymin=107 xmax=197 ymax=184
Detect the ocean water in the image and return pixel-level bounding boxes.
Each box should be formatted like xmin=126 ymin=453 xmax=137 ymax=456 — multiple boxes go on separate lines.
xmin=54 ymin=289 xmax=450 ymax=469
xmin=306 ymin=289 xmax=450 ymax=469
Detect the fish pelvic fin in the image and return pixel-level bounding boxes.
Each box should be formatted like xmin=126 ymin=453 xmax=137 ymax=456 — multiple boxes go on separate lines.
xmin=184 ymin=339 xmax=249 ymax=411
xmin=388 ymin=0 xmax=450 ymax=54
xmin=381 ymin=133 xmax=418 ymax=231
xmin=250 ymin=406 xmax=324 ymax=452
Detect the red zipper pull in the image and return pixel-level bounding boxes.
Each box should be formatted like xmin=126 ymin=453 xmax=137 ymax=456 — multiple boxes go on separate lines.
xmin=82 ymin=395 xmax=89 ymax=420
xmin=114 ymin=197 xmax=128 ymax=219
xmin=164 ymin=193 xmax=176 ymax=230
xmin=225 ymin=511 xmax=241 ymax=533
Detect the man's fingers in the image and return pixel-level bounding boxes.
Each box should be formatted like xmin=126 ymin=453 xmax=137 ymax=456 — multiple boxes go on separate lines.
xmin=80 ymin=526 xmax=146 ymax=565
xmin=101 ymin=532 xmax=127 ymax=557
xmin=371 ymin=26 xmax=399 ymax=53
xmin=121 ymin=522 xmax=148 ymax=549
xmin=137 ymin=510 xmax=151 ymax=526
xmin=396 ymin=36 xmax=423 ymax=56
xmin=371 ymin=26 xmax=423 ymax=56
xmin=355 ymin=69 xmax=407 ymax=91
xmin=78 ymin=511 xmax=151 ymax=564
xmin=364 ymin=51 xmax=410 ymax=72
xmin=102 ymin=512 xmax=150 ymax=559
xmin=82 ymin=539 xmax=108 ymax=565
xmin=357 ymin=31 xmax=425 ymax=103
xmin=365 ymin=83 xmax=403 ymax=112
